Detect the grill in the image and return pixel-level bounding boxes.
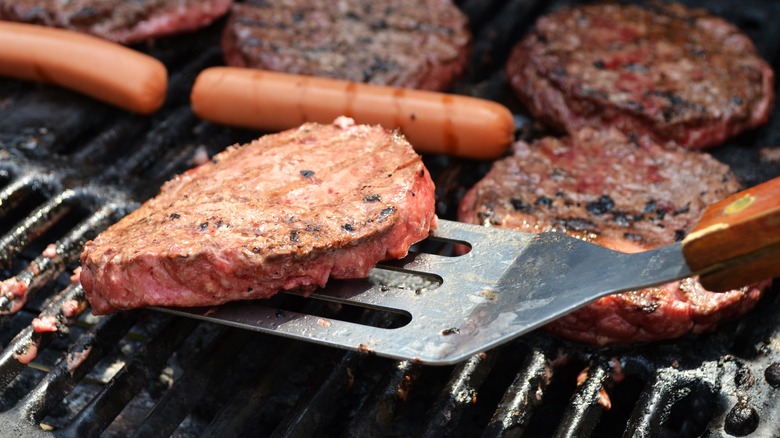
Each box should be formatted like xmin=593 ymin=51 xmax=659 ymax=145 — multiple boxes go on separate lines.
xmin=1 ymin=0 xmax=780 ymax=436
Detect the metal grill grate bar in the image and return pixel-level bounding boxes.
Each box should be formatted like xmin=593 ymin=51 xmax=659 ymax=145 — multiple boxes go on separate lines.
xmin=417 ymin=352 xmax=499 ymax=437
xmin=0 ymin=173 xmax=59 ymax=216
xmin=0 ymin=283 xmax=89 ymax=391
xmin=623 ymin=364 xmax=720 ymax=437
xmin=481 ymin=348 xmax=551 ymax=437
xmin=269 ymin=352 xmax=366 ymax=438
xmin=16 ymin=311 xmax=137 ymax=425
xmin=131 ymin=328 xmax=253 ymax=438
xmin=552 ymin=363 xmax=610 ymax=437
xmin=0 ymin=175 xmax=62 ymax=265
xmin=69 ymin=118 xmax=149 ymax=166
xmin=98 ymin=108 xmax=197 ymax=185
xmin=61 ymin=316 xmax=197 ymax=437
xmin=0 ymin=199 xmax=128 ymax=315
xmin=341 ymin=359 xmax=423 ymax=438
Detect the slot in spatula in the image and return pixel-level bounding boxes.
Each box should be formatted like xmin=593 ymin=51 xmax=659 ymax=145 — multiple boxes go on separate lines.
xmin=157 ymin=177 xmax=780 ymax=365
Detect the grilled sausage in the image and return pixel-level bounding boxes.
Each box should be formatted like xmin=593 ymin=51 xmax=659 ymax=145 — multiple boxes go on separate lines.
xmin=0 ymin=22 xmax=167 ymax=114
xmin=190 ymin=67 xmax=515 ymax=160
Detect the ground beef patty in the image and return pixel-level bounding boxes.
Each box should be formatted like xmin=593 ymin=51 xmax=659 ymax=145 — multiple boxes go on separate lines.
xmin=80 ymin=117 xmax=437 ymax=314
xmin=221 ymin=0 xmax=471 ymax=91
xmin=0 ymin=0 xmax=232 ymax=44
xmin=505 ymin=2 xmax=774 ymax=149
xmin=457 ymin=128 xmax=766 ymax=345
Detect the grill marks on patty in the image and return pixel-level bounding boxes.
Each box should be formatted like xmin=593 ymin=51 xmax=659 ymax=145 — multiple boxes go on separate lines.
xmin=221 ymin=0 xmax=471 ymax=90
xmin=0 ymin=0 xmax=233 ymax=44
xmin=505 ymin=2 xmax=775 ymax=149
xmin=458 ymin=128 xmax=765 ymax=345
xmin=80 ymin=118 xmax=437 ymax=314
xmin=145 ymin=125 xmax=421 ymax=257
xmin=461 ymin=128 xmax=741 ymax=248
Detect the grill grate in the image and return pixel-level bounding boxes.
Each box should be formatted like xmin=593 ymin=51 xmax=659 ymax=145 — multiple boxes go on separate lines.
xmin=0 ymin=0 xmax=779 ymax=436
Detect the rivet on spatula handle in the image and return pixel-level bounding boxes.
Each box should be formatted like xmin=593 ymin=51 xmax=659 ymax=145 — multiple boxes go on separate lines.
xmin=682 ymin=176 xmax=780 ymax=291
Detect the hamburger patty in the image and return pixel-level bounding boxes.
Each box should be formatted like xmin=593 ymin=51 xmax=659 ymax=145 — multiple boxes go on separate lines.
xmin=0 ymin=0 xmax=232 ymax=44
xmin=221 ymin=0 xmax=471 ymax=91
xmin=457 ymin=128 xmax=765 ymax=345
xmin=505 ymin=2 xmax=775 ymax=149
xmin=80 ymin=117 xmax=437 ymax=314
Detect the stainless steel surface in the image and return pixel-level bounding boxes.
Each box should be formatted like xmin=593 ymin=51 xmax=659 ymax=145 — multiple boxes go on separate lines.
xmin=156 ymin=219 xmax=694 ymax=365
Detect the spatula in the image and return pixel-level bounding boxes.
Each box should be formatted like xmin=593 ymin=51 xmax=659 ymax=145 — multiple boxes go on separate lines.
xmin=157 ymin=177 xmax=780 ymax=365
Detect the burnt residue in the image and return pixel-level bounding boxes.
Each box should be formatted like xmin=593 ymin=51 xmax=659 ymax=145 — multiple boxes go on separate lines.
xmin=441 ymin=327 xmax=460 ymax=336
xmin=511 ymin=198 xmax=532 ymax=212
xmin=724 ymin=401 xmax=760 ymax=436
xmin=611 ymin=212 xmax=630 ymax=227
xmin=764 ymin=363 xmax=780 ymax=388
xmin=535 ymin=195 xmax=553 ymax=207
xmin=557 ymin=217 xmax=596 ymax=232
xmin=585 ymin=195 xmax=615 ymax=215
xmin=624 ymin=232 xmax=643 ymax=242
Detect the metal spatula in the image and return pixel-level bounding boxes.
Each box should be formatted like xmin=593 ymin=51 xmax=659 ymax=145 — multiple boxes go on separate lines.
xmin=157 ymin=177 xmax=780 ymax=365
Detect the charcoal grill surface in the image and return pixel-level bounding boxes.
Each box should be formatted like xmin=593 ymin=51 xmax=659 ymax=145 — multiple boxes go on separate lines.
xmin=1 ymin=0 xmax=780 ymax=436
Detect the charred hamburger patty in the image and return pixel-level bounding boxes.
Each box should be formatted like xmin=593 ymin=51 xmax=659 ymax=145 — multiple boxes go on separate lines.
xmin=80 ymin=117 xmax=437 ymax=314
xmin=458 ymin=128 xmax=765 ymax=345
xmin=0 ymin=0 xmax=232 ymax=44
xmin=505 ymin=2 xmax=774 ymax=149
xmin=221 ymin=0 xmax=471 ymax=91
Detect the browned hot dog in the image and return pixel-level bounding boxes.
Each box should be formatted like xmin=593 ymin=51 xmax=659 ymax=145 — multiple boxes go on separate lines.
xmin=0 ymin=22 xmax=167 ymax=114
xmin=190 ymin=67 xmax=515 ymax=160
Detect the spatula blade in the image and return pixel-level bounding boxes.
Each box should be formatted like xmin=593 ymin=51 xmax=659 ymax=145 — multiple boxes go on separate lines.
xmin=156 ymin=220 xmax=695 ymax=365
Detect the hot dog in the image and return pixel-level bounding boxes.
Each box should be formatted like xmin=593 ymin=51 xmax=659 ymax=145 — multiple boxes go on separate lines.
xmin=190 ymin=67 xmax=515 ymax=160
xmin=0 ymin=22 xmax=167 ymax=115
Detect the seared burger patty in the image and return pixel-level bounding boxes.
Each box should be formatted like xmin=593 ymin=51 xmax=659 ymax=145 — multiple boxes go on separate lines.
xmin=0 ymin=0 xmax=232 ymax=44
xmin=458 ymin=128 xmax=765 ymax=345
xmin=505 ymin=2 xmax=774 ymax=149
xmin=222 ymin=0 xmax=471 ymax=91
xmin=80 ymin=117 xmax=437 ymax=314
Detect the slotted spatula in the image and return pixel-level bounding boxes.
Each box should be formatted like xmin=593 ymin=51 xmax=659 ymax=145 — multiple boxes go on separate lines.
xmin=157 ymin=177 xmax=780 ymax=365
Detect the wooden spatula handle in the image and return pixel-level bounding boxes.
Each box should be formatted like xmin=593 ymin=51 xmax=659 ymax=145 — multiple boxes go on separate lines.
xmin=682 ymin=176 xmax=780 ymax=291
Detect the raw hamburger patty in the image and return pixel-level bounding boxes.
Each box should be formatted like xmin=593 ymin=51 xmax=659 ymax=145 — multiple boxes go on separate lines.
xmin=457 ymin=128 xmax=765 ymax=345
xmin=505 ymin=2 xmax=775 ymax=149
xmin=221 ymin=0 xmax=471 ymax=91
xmin=0 ymin=0 xmax=232 ymax=44
xmin=80 ymin=117 xmax=437 ymax=314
